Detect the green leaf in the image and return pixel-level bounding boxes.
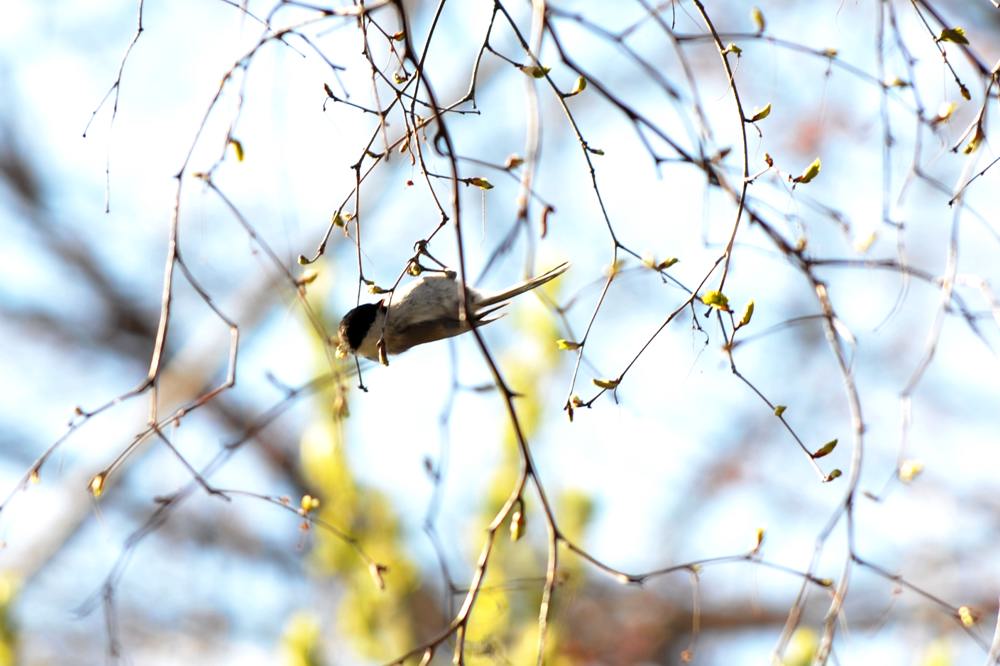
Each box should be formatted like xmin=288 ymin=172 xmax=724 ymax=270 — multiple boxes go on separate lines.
xmin=773 ymin=405 xmax=786 ymax=417
xmin=938 ymin=27 xmax=969 ymax=45
xmin=722 ymin=42 xmax=742 ymax=57
xmin=701 ymin=290 xmax=730 ymax=310
xmin=792 ymin=157 xmax=822 ymax=185
xmin=228 ymin=138 xmax=244 ymax=162
xmin=592 ymin=378 xmax=620 ymax=390
xmin=824 ymin=468 xmax=843 ymax=483
xmin=749 ymin=103 xmax=771 ymax=123
xmin=467 ymin=177 xmax=494 ymax=190
xmin=963 ymin=126 xmax=984 ymax=154
xmin=568 ymin=75 xmax=587 ymax=97
xmin=520 ymin=64 xmax=551 ymax=78
xmin=751 ymin=6 xmax=766 ymax=32
xmin=510 ymin=509 xmax=525 ymax=541
xmin=812 ymin=439 xmax=838 ymax=459
xmin=739 ymin=299 xmax=755 ymax=327
xmin=657 ymin=257 xmax=679 ymax=270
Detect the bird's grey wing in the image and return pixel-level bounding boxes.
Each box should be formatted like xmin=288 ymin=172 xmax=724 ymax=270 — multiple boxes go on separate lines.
xmin=387 ymin=317 xmax=467 ymax=354
xmin=386 ymin=305 xmax=505 ymax=354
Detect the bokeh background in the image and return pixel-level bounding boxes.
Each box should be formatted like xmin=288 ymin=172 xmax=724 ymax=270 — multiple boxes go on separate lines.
xmin=1 ymin=1 xmax=999 ymax=664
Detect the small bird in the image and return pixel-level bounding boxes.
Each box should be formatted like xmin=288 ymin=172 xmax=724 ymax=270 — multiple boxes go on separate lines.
xmin=337 ymin=262 xmax=569 ymax=362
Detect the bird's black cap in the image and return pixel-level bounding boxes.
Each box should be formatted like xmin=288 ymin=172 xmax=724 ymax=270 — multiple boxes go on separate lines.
xmin=338 ymin=302 xmax=380 ymax=351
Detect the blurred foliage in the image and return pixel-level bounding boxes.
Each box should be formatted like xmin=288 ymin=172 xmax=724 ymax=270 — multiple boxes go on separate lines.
xmin=0 ymin=575 xmax=16 ymax=666
xmin=281 ymin=612 xmax=323 ymax=666
xmin=781 ymin=627 xmax=818 ymax=666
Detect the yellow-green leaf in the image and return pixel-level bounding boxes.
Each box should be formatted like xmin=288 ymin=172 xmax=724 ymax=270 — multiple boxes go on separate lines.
xmin=556 ymin=339 xmax=582 ymax=351
xmin=938 ymin=27 xmax=969 ymax=45
xmin=593 ymin=378 xmax=620 ymax=390
xmin=774 ymin=405 xmax=786 ymax=417
xmin=520 ymin=64 xmax=551 ymax=79
xmin=792 ymin=157 xmax=822 ymax=185
xmin=934 ymin=101 xmax=958 ymax=125
xmin=958 ymin=605 xmax=976 ymax=627
xmin=467 ymin=177 xmax=494 ymax=190
xmin=739 ymin=299 xmax=755 ymax=327
xmin=824 ymin=468 xmax=842 ymax=482
xmin=510 ymin=509 xmax=525 ymax=541
xmin=568 ymin=75 xmax=587 ymax=97
xmin=898 ymin=459 xmax=924 ymax=483
xmin=722 ymin=42 xmax=742 ymax=57
xmin=963 ymin=126 xmax=984 ymax=154
xmin=812 ymin=439 xmax=838 ymax=459
xmin=228 ymin=138 xmax=244 ymax=162
xmin=657 ymin=257 xmax=679 ymax=270
xmin=751 ymin=6 xmax=766 ymax=32
xmin=749 ymin=103 xmax=771 ymax=123
xmin=701 ymin=290 xmax=730 ymax=310
xmin=89 ymin=473 xmax=106 ymax=498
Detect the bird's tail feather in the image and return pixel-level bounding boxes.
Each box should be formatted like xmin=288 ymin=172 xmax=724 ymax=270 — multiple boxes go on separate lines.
xmin=476 ymin=262 xmax=570 ymax=308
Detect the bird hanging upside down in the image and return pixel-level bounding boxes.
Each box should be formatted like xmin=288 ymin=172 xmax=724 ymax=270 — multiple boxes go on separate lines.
xmin=336 ymin=262 xmax=569 ymax=363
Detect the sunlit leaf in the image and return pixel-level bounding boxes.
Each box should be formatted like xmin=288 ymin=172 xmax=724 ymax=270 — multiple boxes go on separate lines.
xmin=938 ymin=27 xmax=969 ymax=45
xmin=519 ymin=64 xmax=551 ymax=78
xmin=510 ymin=509 xmax=525 ymax=541
xmin=299 ymin=494 xmax=320 ymax=514
xmin=792 ymin=157 xmax=822 ymax=185
xmin=932 ymin=101 xmax=957 ymax=126
xmin=701 ymin=290 xmax=730 ymax=310
xmin=751 ymin=6 xmax=766 ymax=32
xmin=89 ymin=473 xmax=106 ymax=498
xmin=556 ymin=339 xmax=582 ymax=351
xmin=958 ymin=605 xmax=976 ymax=627
xmin=774 ymin=405 xmax=787 ymax=417
xmin=467 ymin=177 xmax=494 ymax=190
xmin=749 ymin=103 xmax=771 ymax=122
xmin=657 ymin=257 xmax=679 ymax=270
xmin=739 ymin=299 xmax=755 ymax=327
xmin=593 ymin=378 xmax=620 ymax=390
xmin=228 ymin=137 xmax=244 ymax=162
xmin=898 ymin=459 xmax=924 ymax=483
xmin=963 ymin=126 xmax=984 ymax=154
xmin=812 ymin=439 xmax=838 ymax=459
xmin=853 ymin=230 xmax=877 ymax=253
xmin=568 ymin=75 xmax=587 ymax=97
